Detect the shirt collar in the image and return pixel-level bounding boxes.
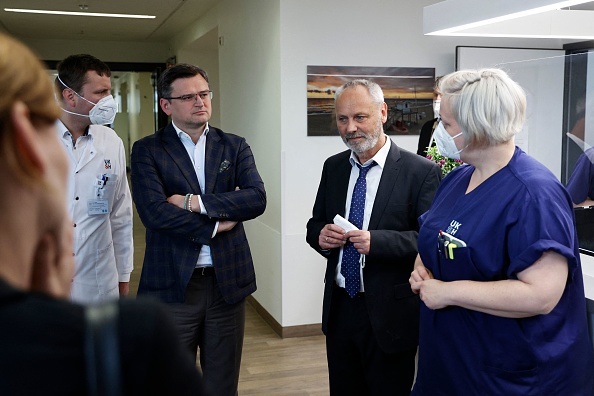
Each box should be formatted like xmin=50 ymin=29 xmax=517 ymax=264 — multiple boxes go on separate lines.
xmin=56 ymin=119 xmax=69 ymax=139
xmin=173 ymin=121 xmax=209 ymax=142
xmin=56 ymin=119 xmax=91 ymax=141
xmin=349 ymin=134 xmax=391 ymax=169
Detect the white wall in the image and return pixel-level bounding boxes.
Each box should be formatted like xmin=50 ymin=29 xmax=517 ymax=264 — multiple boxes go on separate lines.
xmin=20 ymin=38 xmax=171 ymax=63
xmin=216 ymin=0 xmax=283 ymax=320
xmin=278 ymin=0 xmax=568 ymax=327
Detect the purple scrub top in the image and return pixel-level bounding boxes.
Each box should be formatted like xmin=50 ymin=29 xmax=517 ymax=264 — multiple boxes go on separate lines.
xmin=413 ymin=147 xmax=594 ymax=395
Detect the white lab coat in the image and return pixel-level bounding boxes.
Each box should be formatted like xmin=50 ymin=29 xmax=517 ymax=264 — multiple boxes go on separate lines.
xmin=57 ymin=121 xmax=133 ymax=303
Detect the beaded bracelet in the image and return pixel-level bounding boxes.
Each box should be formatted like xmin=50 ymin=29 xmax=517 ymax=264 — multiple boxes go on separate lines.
xmin=188 ymin=194 xmax=194 ymax=212
xmin=184 ymin=193 xmax=191 ymax=211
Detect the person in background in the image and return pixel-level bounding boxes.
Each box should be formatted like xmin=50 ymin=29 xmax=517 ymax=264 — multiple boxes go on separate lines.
xmin=55 ymin=54 xmax=133 ymax=303
xmin=410 ymin=68 xmax=594 ymax=395
xmin=566 ymin=146 xmax=594 ymax=207
xmin=416 ymin=76 xmax=442 ymax=156
xmin=131 ymin=63 xmax=266 ymax=396
xmin=306 ymin=79 xmax=441 ymax=395
xmin=0 ymin=32 xmax=204 ymax=396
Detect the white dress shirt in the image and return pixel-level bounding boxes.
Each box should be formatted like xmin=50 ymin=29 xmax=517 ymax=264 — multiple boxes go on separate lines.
xmin=335 ymin=135 xmax=391 ymax=292
xmin=174 ymin=122 xmax=217 ymax=268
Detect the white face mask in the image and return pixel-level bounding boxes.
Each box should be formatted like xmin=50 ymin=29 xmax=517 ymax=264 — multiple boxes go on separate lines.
xmin=85 ymin=95 xmax=118 ymax=125
xmin=432 ymin=100 xmax=441 ymax=117
xmin=433 ymin=120 xmax=464 ymax=160
xmin=58 ymin=75 xmax=118 ymax=125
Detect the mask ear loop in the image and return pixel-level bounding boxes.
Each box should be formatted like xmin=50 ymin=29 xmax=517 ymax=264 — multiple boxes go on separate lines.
xmin=57 ymin=75 xmax=74 ymax=98
xmin=60 ymin=108 xmax=91 ymax=119
xmin=56 ymin=75 xmax=99 ymax=121
xmin=57 ymin=75 xmax=96 ymax=106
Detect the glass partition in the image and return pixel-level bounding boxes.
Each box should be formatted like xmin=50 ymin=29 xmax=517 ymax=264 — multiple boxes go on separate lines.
xmin=456 ymin=47 xmax=594 ymax=254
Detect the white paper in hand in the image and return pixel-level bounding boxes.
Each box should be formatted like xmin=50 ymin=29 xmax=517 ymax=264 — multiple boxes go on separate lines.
xmin=333 ymin=214 xmax=359 ymax=232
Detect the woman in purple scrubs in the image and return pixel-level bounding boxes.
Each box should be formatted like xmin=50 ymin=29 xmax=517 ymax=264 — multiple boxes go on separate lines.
xmin=410 ymin=68 xmax=594 ymax=395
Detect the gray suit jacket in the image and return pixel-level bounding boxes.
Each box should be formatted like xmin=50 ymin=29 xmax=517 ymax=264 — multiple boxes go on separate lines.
xmin=306 ymin=140 xmax=441 ymax=353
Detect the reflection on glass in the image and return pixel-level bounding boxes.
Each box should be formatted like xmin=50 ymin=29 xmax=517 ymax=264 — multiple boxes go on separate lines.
xmin=566 ymin=147 xmax=594 ymax=207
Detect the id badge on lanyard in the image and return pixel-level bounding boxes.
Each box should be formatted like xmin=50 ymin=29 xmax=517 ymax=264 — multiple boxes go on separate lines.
xmin=88 ymin=174 xmax=109 ymax=215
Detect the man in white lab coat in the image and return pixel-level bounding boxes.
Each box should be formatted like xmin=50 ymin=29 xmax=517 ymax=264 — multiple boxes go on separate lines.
xmin=55 ymin=54 xmax=133 ymax=303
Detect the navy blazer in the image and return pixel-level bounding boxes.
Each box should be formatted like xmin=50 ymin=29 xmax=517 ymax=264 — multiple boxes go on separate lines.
xmin=131 ymin=124 xmax=266 ymax=304
xmin=306 ymin=140 xmax=441 ymax=354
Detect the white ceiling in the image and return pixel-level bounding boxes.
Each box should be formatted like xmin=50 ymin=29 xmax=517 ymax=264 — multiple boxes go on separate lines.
xmin=0 ymin=0 xmax=219 ymax=42
xmin=4 ymin=1 xmax=594 ymax=46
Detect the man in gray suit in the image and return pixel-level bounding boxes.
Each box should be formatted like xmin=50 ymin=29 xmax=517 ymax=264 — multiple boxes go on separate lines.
xmin=306 ymin=79 xmax=441 ymax=395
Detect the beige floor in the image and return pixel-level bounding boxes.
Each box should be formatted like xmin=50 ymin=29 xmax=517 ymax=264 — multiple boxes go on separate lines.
xmin=130 ymin=206 xmax=329 ymax=395
xmin=238 ymin=304 xmax=329 ymax=395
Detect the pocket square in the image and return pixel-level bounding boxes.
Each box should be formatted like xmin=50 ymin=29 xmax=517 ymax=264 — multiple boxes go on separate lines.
xmin=219 ymin=159 xmax=232 ymax=173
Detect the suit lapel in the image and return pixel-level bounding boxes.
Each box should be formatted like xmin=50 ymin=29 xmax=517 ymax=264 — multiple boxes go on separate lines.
xmin=204 ymin=128 xmax=223 ymax=194
xmin=333 ymin=153 xmax=353 ymax=218
xmin=161 ymin=124 xmax=201 ymax=193
xmin=369 ymin=141 xmax=401 ymax=230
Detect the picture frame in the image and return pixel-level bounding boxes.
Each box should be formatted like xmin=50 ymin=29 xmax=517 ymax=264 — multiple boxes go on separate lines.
xmin=307 ymin=65 xmax=435 ymax=136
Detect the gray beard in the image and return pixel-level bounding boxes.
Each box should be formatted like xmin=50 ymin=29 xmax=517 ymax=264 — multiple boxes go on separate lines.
xmin=343 ymin=124 xmax=382 ymax=154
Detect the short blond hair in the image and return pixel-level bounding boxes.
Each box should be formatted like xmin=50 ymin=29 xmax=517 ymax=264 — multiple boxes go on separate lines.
xmin=438 ymin=68 xmax=526 ymax=147
xmin=0 ymin=32 xmax=60 ymax=181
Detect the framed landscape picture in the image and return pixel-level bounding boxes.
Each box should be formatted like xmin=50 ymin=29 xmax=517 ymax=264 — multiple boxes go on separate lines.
xmin=307 ymin=65 xmax=435 ymax=136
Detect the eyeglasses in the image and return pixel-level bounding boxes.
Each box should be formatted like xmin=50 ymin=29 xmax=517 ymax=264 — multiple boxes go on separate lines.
xmin=165 ymin=90 xmax=213 ymax=102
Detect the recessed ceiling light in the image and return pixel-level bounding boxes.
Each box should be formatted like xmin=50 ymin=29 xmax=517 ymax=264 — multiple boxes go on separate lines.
xmin=4 ymin=8 xmax=156 ymax=19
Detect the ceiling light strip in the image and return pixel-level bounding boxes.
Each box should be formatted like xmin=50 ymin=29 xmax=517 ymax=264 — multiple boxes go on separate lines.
xmin=4 ymin=8 xmax=155 ymax=19
xmin=424 ymin=0 xmax=593 ymax=36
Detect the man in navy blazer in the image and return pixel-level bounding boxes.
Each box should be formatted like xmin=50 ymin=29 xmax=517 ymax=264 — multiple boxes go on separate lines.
xmin=306 ymin=80 xmax=441 ymax=395
xmin=131 ymin=64 xmax=266 ymax=396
